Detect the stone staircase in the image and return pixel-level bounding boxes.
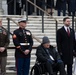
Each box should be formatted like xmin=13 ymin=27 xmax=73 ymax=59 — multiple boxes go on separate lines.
xmin=1 ymin=16 xmax=75 ymax=75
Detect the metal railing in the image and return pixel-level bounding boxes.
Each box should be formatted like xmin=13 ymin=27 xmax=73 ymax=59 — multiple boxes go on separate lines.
xmin=12 ymin=0 xmax=75 ymax=31
xmin=11 ymin=0 xmax=59 ymax=33
xmin=27 ymin=0 xmax=58 ymax=33
xmin=6 ymin=17 xmax=42 ymax=43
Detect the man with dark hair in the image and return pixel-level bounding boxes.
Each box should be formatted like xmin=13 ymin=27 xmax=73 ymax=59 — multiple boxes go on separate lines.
xmin=36 ymin=36 xmax=66 ymax=75
xmin=63 ymin=17 xmax=70 ymax=22
xmin=56 ymin=17 xmax=76 ymax=75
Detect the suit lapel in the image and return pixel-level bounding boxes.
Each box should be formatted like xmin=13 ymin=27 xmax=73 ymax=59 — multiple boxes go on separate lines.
xmin=69 ymin=28 xmax=73 ymax=39
xmin=62 ymin=26 xmax=68 ymax=36
xmin=69 ymin=28 xmax=72 ymax=35
xmin=62 ymin=26 xmax=72 ymax=37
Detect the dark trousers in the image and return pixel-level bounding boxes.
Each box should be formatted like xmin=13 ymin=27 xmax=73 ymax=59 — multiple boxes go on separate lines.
xmin=7 ymin=2 xmax=21 ymax=15
xmin=36 ymin=0 xmax=45 ymax=15
xmin=67 ymin=1 xmax=75 ymax=16
xmin=0 ymin=57 xmax=7 ymax=75
xmin=57 ymin=10 xmax=66 ymax=16
xmin=36 ymin=1 xmax=42 ymax=15
xmin=45 ymin=61 xmax=66 ymax=75
xmin=7 ymin=1 xmax=14 ymax=15
xmin=68 ymin=11 xmax=75 ymax=16
xmin=47 ymin=0 xmax=54 ymax=8
xmin=64 ymin=64 xmax=72 ymax=75
xmin=22 ymin=0 xmax=34 ymax=15
xmin=16 ymin=3 xmax=21 ymax=15
xmin=16 ymin=57 xmax=30 ymax=75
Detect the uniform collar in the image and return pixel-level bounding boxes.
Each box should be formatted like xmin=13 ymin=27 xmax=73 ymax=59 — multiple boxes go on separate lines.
xmin=19 ymin=27 xmax=25 ymax=30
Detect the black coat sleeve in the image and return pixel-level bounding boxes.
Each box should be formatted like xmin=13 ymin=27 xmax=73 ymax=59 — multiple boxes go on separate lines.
xmin=56 ymin=29 xmax=62 ymax=54
xmin=36 ymin=46 xmax=48 ymax=62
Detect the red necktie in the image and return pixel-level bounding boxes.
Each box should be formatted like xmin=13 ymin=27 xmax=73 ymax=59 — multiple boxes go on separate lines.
xmin=67 ymin=28 xmax=70 ymax=36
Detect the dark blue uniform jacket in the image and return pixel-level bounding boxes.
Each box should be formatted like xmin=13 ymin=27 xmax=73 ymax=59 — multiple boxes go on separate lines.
xmin=13 ymin=27 xmax=33 ymax=58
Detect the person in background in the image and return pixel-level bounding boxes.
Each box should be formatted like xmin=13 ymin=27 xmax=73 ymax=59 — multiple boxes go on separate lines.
xmin=7 ymin=0 xmax=21 ymax=15
xmin=0 ymin=19 xmax=10 ymax=75
xmin=56 ymin=17 xmax=76 ymax=75
xmin=55 ymin=0 xmax=67 ymax=16
xmin=67 ymin=0 xmax=76 ymax=16
xmin=21 ymin=0 xmax=34 ymax=15
xmin=7 ymin=0 xmax=14 ymax=15
xmin=47 ymin=0 xmax=54 ymax=16
xmin=36 ymin=0 xmax=43 ymax=15
xmin=36 ymin=36 xmax=66 ymax=75
xmin=13 ymin=18 xmax=33 ymax=75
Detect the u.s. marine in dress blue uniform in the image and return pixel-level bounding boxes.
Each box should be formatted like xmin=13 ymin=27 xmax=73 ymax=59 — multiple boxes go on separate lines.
xmin=13 ymin=18 xmax=33 ymax=75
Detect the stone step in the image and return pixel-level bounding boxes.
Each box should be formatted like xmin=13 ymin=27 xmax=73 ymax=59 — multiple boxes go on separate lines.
xmin=0 ymin=16 xmax=72 ymax=75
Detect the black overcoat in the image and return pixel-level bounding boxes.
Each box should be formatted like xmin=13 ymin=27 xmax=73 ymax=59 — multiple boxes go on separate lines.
xmin=56 ymin=26 xmax=75 ymax=64
xmin=22 ymin=0 xmax=34 ymax=15
xmin=55 ymin=0 xmax=66 ymax=10
xmin=67 ymin=0 xmax=76 ymax=12
xmin=36 ymin=45 xmax=61 ymax=63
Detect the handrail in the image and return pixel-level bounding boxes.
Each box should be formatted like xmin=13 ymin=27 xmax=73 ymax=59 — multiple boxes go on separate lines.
xmin=3 ymin=0 xmax=59 ymax=44
xmin=27 ymin=0 xmax=58 ymax=22
xmin=6 ymin=17 xmax=42 ymax=43
xmin=27 ymin=0 xmax=59 ymax=34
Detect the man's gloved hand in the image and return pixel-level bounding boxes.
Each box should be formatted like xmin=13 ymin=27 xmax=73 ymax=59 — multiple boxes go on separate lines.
xmin=47 ymin=59 xmax=54 ymax=64
xmin=0 ymin=47 xmax=5 ymax=52
xmin=57 ymin=59 xmax=63 ymax=63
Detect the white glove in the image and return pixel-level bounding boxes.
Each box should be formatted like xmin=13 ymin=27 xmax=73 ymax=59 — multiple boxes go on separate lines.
xmin=0 ymin=47 xmax=5 ymax=52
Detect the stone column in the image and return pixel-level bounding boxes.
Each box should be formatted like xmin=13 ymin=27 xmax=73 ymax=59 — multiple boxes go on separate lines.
xmin=0 ymin=0 xmax=4 ymax=15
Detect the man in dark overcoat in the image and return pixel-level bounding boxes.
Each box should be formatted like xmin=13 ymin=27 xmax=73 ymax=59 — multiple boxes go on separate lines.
xmin=56 ymin=17 xmax=76 ymax=75
xmin=36 ymin=36 xmax=66 ymax=75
